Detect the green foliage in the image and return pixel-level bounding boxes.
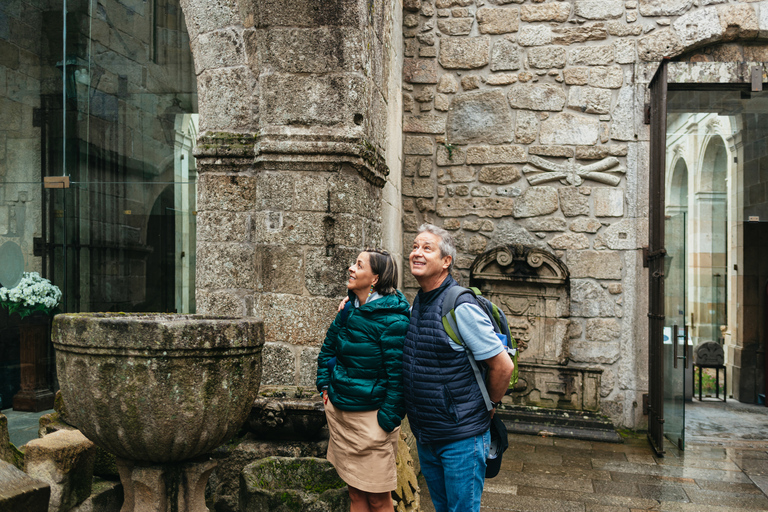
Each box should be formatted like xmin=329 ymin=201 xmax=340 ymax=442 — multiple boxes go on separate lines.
xmin=694 ymin=367 xmax=725 ymax=396
xmin=442 ymin=143 xmax=456 ymax=160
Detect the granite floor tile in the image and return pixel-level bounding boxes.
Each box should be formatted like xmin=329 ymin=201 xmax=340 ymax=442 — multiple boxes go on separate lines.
xmin=637 ymin=483 xmax=689 ymax=502
xmin=508 ymin=434 xmax=555 ymax=446
xmin=480 ymin=493 xmax=586 ymax=512
xmin=690 ymin=479 xmax=765 ymax=494
xmin=514 ymin=450 xmax=564 ymax=465
xmin=591 ymin=480 xmax=642 ymax=499
xmin=521 ymin=462 xmax=612 ymax=481
xmin=592 ymin=460 xmax=753 ymax=483
xmin=738 ymin=459 xmax=768 ymax=476
xmin=515 ymin=486 xmax=658 ymax=509
xmin=684 ymin=487 xmax=768 ymax=509
xmin=494 ymin=472 xmax=595 ymax=493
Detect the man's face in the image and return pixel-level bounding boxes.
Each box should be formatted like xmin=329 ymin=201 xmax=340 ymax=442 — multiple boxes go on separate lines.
xmin=409 ymin=231 xmax=451 ymax=281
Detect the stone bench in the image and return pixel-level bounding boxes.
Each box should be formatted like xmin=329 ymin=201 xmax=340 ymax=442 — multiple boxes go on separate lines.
xmin=0 ymin=459 xmax=50 ymax=512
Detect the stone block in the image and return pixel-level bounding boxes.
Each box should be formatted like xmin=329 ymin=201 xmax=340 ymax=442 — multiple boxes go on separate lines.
xmin=614 ymin=39 xmax=637 ymax=64
xmin=478 ymin=165 xmax=521 ymax=184
xmin=567 ymin=86 xmax=612 ymax=115
xmin=637 ymin=29 xmax=683 ymax=62
xmin=559 ymin=187 xmax=590 ymax=217
xmin=255 ymin=27 xmax=361 ymax=74
xmin=638 ymin=0 xmax=693 ymax=17
xmin=529 ymin=145 xmax=574 ymax=158
xmin=594 ymin=188 xmax=624 ymax=217
xmin=447 ymin=90 xmax=514 ymax=144
xmin=251 ymin=0 xmax=365 ymax=27
xmin=548 ymin=232 xmax=589 ymax=250
xmin=197 ymin=242 xmax=256 ymax=289
xmin=513 ymin=187 xmax=559 ymax=218
xmin=24 ymin=430 xmax=96 ymax=512
xmin=191 ymin=28 xmax=244 ymax=75
xmin=437 ymin=145 xmax=466 ymax=166
xmin=569 ymin=341 xmax=620 ymax=364
xmin=585 ymin=318 xmax=621 ymax=341
xmin=610 ymin=86 xmax=635 ymax=142
xmin=508 ymin=84 xmax=566 ymax=111
xmin=68 ymin=478 xmax=122 ymax=512
xmin=490 ymin=38 xmax=520 ymax=71
xmin=439 ymin=36 xmax=490 ymax=69
xmin=435 ymin=93 xmax=451 ymax=111
xmin=294 ymin=175 xmax=330 ymax=211
xmin=197 ymin=67 xmax=258 ymax=132
xmin=402 ymin=177 xmax=436 ymax=198
xmin=261 ymin=342 xmax=298 ymax=386
xmin=569 ymin=45 xmax=614 ymax=65
xmin=522 ymin=218 xmax=567 ymax=232
xmin=255 ymin=172 xmax=295 ymax=211
xmin=299 ymin=347 xmax=321 ymax=388
xmin=196 ymin=289 xmax=247 ymax=317
xmin=518 ymin=26 xmax=553 ymax=46
xmin=571 ymin=280 xmax=616 ymax=317
xmin=486 ymin=73 xmax=519 ymax=86
xmin=0 ymin=459 xmax=50 ymax=512
xmin=466 ymin=145 xmax=526 ymax=164
xmin=520 ymin=3 xmax=571 ymax=22
xmin=575 ymin=145 xmax=627 ymax=160
xmin=568 ymin=250 xmax=622 ymax=279
xmin=438 ymin=18 xmax=473 ymax=35
xmin=477 ymin=7 xmax=520 ymax=34
xmin=528 ymin=46 xmax=567 ymax=69
xmin=255 ymin=245 xmax=304 ymax=294
xmin=589 ymin=66 xmax=624 ymax=88
xmin=305 ymin=246 xmax=358 ymax=297
xmin=261 ymin=73 xmax=365 ymax=127
xmin=718 ymin=4 xmax=759 ymax=39
xmin=436 ymin=74 xmax=459 ymax=93
xmin=594 ymin=219 xmax=638 ymax=250
xmin=404 ymin=135 xmax=434 ymax=155
xmin=540 ymin=112 xmax=600 ymax=145
xmin=197 ymin=212 xmax=252 ymax=243
xmin=447 ymin=167 xmax=476 ymax=183
xmin=570 ymin=218 xmax=603 ymax=233
xmin=552 ymin=23 xmax=609 ymax=45
xmin=0 ymin=414 xmax=22 ymax=468
xmin=436 ymin=197 xmax=515 ymax=217
xmin=673 ymin=7 xmax=722 ymax=49
xmin=574 ymin=0 xmax=624 ymax=20
xmin=564 ymin=67 xmax=589 ymax=85
xmin=403 ymin=114 xmax=446 ymax=134
xmin=198 ymin=174 xmax=257 ymax=213
xmin=514 ymin=110 xmax=538 ymax=145
xmin=251 ymin=293 xmax=340 ymax=345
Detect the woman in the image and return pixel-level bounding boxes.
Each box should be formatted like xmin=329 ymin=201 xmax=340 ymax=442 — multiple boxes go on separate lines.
xmin=316 ymin=249 xmax=410 ymax=512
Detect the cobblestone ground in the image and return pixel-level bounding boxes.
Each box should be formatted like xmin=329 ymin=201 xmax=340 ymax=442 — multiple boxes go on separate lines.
xmin=420 ymin=432 xmax=768 ymax=512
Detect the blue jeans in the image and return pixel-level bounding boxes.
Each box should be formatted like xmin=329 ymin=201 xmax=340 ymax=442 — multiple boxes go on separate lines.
xmin=417 ymin=430 xmax=490 ymax=512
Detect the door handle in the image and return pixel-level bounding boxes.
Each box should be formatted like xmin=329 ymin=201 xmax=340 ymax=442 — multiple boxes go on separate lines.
xmin=684 ymin=325 xmax=689 ymax=369
xmin=673 ymin=324 xmax=678 ymax=369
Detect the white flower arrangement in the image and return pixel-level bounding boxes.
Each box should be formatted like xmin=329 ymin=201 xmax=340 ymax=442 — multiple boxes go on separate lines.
xmin=0 ymin=272 xmax=62 ymax=318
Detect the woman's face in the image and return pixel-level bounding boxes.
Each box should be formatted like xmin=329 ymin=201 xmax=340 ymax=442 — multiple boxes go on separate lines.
xmin=348 ymin=252 xmax=378 ymax=295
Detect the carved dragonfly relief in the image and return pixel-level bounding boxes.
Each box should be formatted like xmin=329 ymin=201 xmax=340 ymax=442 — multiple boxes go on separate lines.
xmin=523 ymin=156 xmax=626 ymax=187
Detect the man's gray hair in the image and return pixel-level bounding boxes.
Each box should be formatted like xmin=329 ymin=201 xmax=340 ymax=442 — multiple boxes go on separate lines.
xmin=417 ymin=223 xmax=456 ymax=274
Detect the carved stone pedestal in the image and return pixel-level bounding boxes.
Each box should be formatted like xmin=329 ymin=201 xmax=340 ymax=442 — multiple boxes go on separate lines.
xmin=117 ymin=458 xmax=216 ymax=512
xmin=13 ymin=314 xmax=54 ymax=412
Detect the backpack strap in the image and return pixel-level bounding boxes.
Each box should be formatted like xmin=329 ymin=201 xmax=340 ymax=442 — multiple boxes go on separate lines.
xmin=339 ymin=300 xmax=353 ymax=326
xmin=440 ymin=285 xmax=494 ymax=412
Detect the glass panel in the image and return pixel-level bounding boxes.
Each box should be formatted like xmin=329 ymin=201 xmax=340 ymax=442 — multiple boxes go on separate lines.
xmin=0 ymin=0 xmax=197 ymax=412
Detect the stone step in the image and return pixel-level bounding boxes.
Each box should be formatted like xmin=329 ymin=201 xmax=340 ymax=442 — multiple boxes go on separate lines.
xmin=496 ymin=406 xmax=623 ymax=443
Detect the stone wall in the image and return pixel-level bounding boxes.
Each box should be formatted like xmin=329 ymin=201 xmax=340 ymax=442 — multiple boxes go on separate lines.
xmin=399 ymin=0 xmax=767 ymax=428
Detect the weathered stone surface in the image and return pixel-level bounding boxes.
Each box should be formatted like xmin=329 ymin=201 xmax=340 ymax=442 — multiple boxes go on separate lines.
xmin=614 ymin=39 xmax=637 ymax=64
xmin=253 ymin=293 xmax=339 ymax=345
xmin=491 ymin=38 xmax=521 ymax=71
xmin=261 ymin=74 xmax=365 ymax=126
xmin=586 ymin=318 xmax=622 ymax=341
xmin=539 ymin=112 xmax=600 ymax=145
xmin=564 ymin=67 xmax=589 ymax=85
xmin=528 ymin=46 xmax=567 ymax=69
xmin=609 ymin=86 xmax=634 ymax=141
xmin=198 ymin=174 xmax=257 ymax=213
xmin=487 ymin=73 xmax=518 ymax=85
xmin=589 ymin=66 xmax=624 ymax=88
xmin=255 ymin=27 xmax=361 ymax=74
xmin=559 ymin=187 xmax=590 ymax=217
xmin=197 ymin=242 xmax=256 ymax=289
xmin=570 ymin=218 xmax=603 ymax=233
xmin=461 ymin=75 xmax=481 ymax=91
xmin=437 ymin=197 xmax=516 ymax=217
xmin=438 ymin=18 xmax=474 ymax=35
xmin=192 ymin=28 xmax=244 ymax=75
xmin=404 ymin=114 xmax=446 ymax=134
xmin=518 ymin=26 xmax=553 ymax=46
xmin=529 ymin=145 xmax=574 ymax=158
xmin=0 ymin=459 xmax=50 ymax=512
xmin=196 ymin=289 xmax=247 ymax=317
xmin=299 ymin=348 xmax=321 ymax=388
xmin=552 ymin=23 xmax=610 ymax=45
xmin=718 ymin=4 xmax=759 ymax=40
xmin=673 ymin=8 xmax=722 ymax=49
xmin=508 ymin=84 xmax=566 ymax=111
xmin=522 ymin=217 xmax=567 ymax=232
xmin=25 ymin=430 xmax=95 ymax=512
xmin=574 ymin=0 xmax=624 ymax=20
xmin=568 ymin=250 xmax=622 ymax=279
xmin=569 ymin=341 xmax=620 ymax=364
xmin=435 ymin=93 xmax=451 ymax=111
xmin=568 ymin=45 xmax=614 ymax=65
xmin=404 ymin=58 xmax=438 ymax=83
xmin=595 ymin=219 xmax=638 ymax=250
xmin=0 ymin=414 xmax=22 ymax=468
xmin=513 ymin=110 xmax=537 ymax=145
xmin=447 ymin=90 xmax=514 ymax=144
xmin=466 ymin=145 xmax=526 ymax=164
xmin=404 ymin=156 xmax=432 ymax=177
xmin=437 ymin=145 xmax=466 ymax=165
xmin=436 ymin=0 xmax=473 ymax=7
xmin=594 ymin=188 xmax=624 ymax=216
xmin=638 ymin=0 xmax=693 ymax=17
xmin=478 ymin=165 xmax=521 ymax=184
xmin=567 ymin=86 xmax=612 ymax=115
xmin=197 ymin=67 xmax=258 ymax=132
xmin=520 ymin=3 xmax=572 ymax=22
xmin=255 ymin=245 xmax=304 ymax=294
xmin=637 ymin=28 xmax=684 ymax=61
xmin=548 ymin=232 xmax=589 ymax=250
xmin=404 ymin=135 xmax=434 ymax=155
xmin=436 ymin=74 xmax=459 ymax=94
xmin=513 ymin=187 xmax=559 ymax=218
xmin=571 ymin=280 xmax=616 ymax=317
xmin=439 ymin=36 xmax=490 ymax=69
xmin=448 ymin=167 xmax=476 ymax=183
xmin=260 ymin=342 xmax=296 ymax=386
xmin=477 ymin=7 xmax=520 ymax=34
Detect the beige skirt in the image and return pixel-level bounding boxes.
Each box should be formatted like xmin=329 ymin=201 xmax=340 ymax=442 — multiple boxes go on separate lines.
xmin=324 ymin=399 xmax=400 ymax=493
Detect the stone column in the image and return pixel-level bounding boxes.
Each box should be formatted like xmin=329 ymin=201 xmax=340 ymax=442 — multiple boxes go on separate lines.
xmin=182 ymin=0 xmax=403 ymax=385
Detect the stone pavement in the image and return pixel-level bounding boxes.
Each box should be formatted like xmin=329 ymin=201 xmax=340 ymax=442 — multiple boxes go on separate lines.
xmin=2 ymin=408 xmax=52 ymax=448
xmin=419 ymin=433 xmax=768 ymax=511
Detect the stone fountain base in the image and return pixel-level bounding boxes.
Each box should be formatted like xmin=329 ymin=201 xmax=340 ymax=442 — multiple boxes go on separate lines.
xmin=117 ymin=458 xmax=216 ymax=512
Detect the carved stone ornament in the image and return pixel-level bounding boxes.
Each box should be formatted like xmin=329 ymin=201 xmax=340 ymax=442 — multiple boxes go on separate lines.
xmin=523 ymin=155 xmax=626 ymax=187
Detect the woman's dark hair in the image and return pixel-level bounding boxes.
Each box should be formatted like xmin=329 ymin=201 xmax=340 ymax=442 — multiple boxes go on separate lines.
xmin=365 ymin=248 xmax=398 ymax=295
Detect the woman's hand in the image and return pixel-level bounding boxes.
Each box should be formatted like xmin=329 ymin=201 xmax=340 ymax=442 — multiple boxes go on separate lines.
xmin=337 ymin=296 xmax=349 ymax=312
xmin=322 ymin=389 xmax=328 ymax=405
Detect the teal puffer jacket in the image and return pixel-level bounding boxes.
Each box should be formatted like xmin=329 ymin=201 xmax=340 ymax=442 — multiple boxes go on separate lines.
xmin=316 ymin=290 xmax=410 ymax=432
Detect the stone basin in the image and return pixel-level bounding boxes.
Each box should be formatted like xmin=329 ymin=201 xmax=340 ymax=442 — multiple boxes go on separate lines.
xmin=245 ymin=386 xmax=327 ymax=441
xmin=52 ymin=313 xmax=264 ymax=464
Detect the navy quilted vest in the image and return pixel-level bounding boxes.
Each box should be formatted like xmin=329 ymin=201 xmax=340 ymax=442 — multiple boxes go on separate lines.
xmin=403 ymin=275 xmax=490 ymax=444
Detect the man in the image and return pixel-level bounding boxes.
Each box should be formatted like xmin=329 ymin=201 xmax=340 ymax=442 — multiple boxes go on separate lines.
xmin=402 ymin=224 xmax=514 ymax=512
